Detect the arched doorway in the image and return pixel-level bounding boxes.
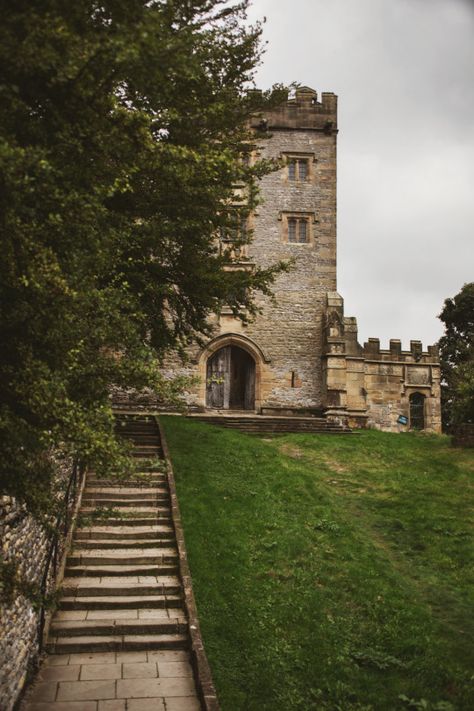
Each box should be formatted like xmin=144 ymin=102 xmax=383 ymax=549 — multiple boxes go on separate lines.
xmin=206 ymin=345 xmax=255 ymax=410
xmin=409 ymin=392 xmax=425 ymax=430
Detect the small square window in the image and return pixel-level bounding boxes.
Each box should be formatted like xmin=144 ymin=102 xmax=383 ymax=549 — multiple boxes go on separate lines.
xmin=285 ymin=215 xmax=310 ymax=244
xmin=287 ymin=157 xmax=309 ymax=182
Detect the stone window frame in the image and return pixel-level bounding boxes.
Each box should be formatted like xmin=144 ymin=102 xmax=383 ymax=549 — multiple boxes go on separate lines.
xmin=279 ymin=211 xmax=316 ymax=245
xmin=219 ymin=208 xmax=255 ymax=262
xmin=281 ymin=151 xmax=316 ymax=184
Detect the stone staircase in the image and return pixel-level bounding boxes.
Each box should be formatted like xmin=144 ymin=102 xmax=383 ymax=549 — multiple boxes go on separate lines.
xmin=20 ymin=415 xmax=209 ymax=710
xmin=45 ymin=417 xmax=188 ymax=655
xmin=43 ymin=428 xmax=188 ymax=654
xmin=188 ymin=413 xmax=351 ymax=434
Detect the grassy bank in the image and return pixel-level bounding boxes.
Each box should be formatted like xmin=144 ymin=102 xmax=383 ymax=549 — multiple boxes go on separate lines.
xmin=161 ymin=417 xmax=474 ymax=711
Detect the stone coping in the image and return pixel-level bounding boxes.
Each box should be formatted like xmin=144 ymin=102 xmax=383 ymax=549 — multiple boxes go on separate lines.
xmin=156 ymin=417 xmax=220 ymax=711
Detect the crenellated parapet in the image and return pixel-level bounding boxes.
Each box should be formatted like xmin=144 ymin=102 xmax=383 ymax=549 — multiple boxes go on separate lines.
xmin=251 ymin=86 xmax=338 ymax=133
xmin=362 ymin=338 xmax=439 ymax=363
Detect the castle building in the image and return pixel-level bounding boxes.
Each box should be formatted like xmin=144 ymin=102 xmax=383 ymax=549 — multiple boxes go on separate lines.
xmin=163 ymin=87 xmax=441 ymax=433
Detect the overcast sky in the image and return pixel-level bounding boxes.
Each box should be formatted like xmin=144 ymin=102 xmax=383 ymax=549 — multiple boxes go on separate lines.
xmin=247 ymin=0 xmax=474 ymax=348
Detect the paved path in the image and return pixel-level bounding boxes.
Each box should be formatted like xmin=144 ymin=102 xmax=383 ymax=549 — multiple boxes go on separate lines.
xmin=22 ymin=418 xmax=201 ymax=711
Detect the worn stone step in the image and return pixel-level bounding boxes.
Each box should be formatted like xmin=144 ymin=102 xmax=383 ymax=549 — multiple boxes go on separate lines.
xmin=65 ymin=563 xmax=178 ymax=577
xmin=191 ymin=415 xmax=351 ymax=434
xmin=81 ymin=496 xmax=169 ymax=507
xmin=62 ymin=579 xmax=181 ymax=597
xmin=86 ymin=477 xmax=166 ymax=488
xmin=59 ymin=594 xmax=183 ymax=610
xmin=50 ymin=617 xmax=187 ymax=637
xmin=80 ymin=507 xmax=170 ymax=519
xmin=79 ymin=516 xmax=171 ymax=528
xmin=79 ymin=507 xmax=169 ymax=518
xmin=84 ymin=487 xmax=166 ymax=497
xmin=46 ymin=633 xmax=188 ymax=654
xmin=82 ymin=491 xmax=169 ymax=501
xmin=67 ymin=549 xmax=177 ymax=567
xmin=75 ymin=526 xmax=174 ymax=540
xmin=74 ymin=538 xmax=173 ymax=549
xmin=130 ymin=444 xmax=161 ymax=449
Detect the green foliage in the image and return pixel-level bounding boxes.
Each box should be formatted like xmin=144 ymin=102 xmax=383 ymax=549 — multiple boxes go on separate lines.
xmin=438 ymin=282 xmax=474 ymax=429
xmin=0 ymin=1 xmax=287 ymax=516
xmin=162 ymin=417 xmax=474 ymax=710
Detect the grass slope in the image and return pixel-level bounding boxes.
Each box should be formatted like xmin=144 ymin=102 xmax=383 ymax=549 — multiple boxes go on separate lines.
xmin=161 ymin=417 xmax=474 ymax=711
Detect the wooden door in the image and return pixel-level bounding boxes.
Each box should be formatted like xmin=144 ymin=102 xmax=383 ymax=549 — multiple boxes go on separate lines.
xmin=206 ymin=347 xmax=231 ymax=409
xmin=244 ymin=359 xmax=255 ymax=410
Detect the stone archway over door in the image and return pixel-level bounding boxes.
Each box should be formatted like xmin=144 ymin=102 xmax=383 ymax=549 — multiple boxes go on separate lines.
xmin=206 ymin=345 xmax=255 ymax=410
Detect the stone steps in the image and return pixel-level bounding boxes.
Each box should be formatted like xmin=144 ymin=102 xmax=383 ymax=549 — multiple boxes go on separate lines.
xmin=80 ymin=508 xmax=170 ymax=521
xmin=50 ymin=618 xmax=187 ymax=637
xmin=84 ymin=486 xmax=166 ymax=497
xmin=62 ymin=576 xmax=181 ymax=597
xmin=62 ymin=580 xmax=181 ymax=597
xmin=67 ymin=550 xmax=178 ymax=566
xmin=73 ymin=538 xmax=174 ymax=549
xmin=65 ymin=564 xmax=178 ymax=577
xmin=81 ymin=496 xmax=170 ymax=506
xmin=46 ymin=633 xmax=188 ymax=654
xmin=75 ymin=526 xmax=174 ymax=540
xmin=22 ymin=416 xmax=203 ymax=708
xmin=40 ymin=415 xmax=192 ymax=657
xmin=59 ymin=595 xmax=183 ymax=611
xmin=190 ymin=414 xmax=351 ymax=434
xmin=86 ymin=476 xmax=166 ymax=488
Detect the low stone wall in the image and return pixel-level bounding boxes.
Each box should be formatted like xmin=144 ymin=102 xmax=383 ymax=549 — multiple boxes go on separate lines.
xmin=0 ymin=459 xmax=83 ymax=711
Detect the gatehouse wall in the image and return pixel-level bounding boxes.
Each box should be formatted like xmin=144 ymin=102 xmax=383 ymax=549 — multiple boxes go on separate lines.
xmin=323 ymin=292 xmax=441 ymax=432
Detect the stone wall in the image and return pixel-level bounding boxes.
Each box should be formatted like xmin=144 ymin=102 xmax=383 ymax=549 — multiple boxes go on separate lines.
xmin=0 ymin=459 xmax=83 ymax=711
xmin=323 ymin=292 xmax=442 ymax=433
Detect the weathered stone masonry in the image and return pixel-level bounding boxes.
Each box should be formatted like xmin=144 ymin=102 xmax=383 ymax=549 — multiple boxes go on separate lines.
xmin=160 ymin=86 xmax=441 ymax=432
xmin=0 ymin=460 xmax=83 ymax=711
xmin=323 ymin=293 xmax=441 ymax=432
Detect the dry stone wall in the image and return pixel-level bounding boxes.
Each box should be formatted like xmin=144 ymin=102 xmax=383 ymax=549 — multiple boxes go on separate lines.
xmin=0 ymin=498 xmax=49 ymax=709
xmin=0 ymin=458 xmax=81 ymax=711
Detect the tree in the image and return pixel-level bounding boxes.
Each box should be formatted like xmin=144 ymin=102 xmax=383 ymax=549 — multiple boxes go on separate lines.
xmin=438 ymin=282 xmax=474 ymax=430
xmin=0 ymin=0 xmax=287 ymax=517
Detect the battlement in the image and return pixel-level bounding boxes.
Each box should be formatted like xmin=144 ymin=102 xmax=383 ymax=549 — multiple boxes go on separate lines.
xmin=251 ymin=86 xmax=337 ymax=133
xmin=362 ymin=338 xmax=439 ymax=363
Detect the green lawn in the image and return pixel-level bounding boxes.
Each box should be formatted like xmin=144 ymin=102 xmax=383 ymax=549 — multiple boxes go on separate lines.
xmin=161 ymin=417 xmax=474 ymax=711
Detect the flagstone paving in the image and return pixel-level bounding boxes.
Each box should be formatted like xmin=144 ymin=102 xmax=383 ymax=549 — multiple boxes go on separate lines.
xmin=22 ymin=417 xmax=201 ymax=711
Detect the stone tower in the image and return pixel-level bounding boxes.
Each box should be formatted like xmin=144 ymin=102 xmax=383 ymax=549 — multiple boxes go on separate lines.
xmin=128 ymin=86 xmax=441 ymax=432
